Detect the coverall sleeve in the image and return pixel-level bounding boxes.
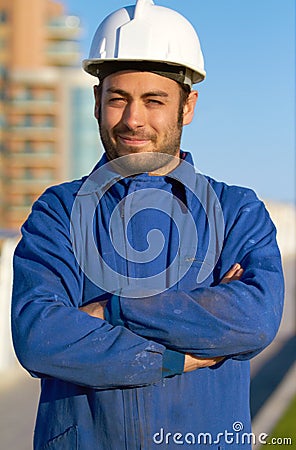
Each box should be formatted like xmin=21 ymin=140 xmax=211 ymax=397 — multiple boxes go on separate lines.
xmin=11 ymin=188 xmax=184 ymax=389
xmin=105 ymin=194 xmax=284 ymax=360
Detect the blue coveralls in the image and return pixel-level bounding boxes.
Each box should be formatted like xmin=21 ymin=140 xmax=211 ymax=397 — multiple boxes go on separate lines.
xmin=12 ymin=152 xmax=284 ymax=449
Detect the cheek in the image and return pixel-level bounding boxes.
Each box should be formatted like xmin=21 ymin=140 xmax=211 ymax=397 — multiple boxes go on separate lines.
xmin=101 ymin=107 xmax=123 ymax=131
xmin=148 ymin=110 xmax=171 ymax=128
xmin=149 ymin=110 xmax=179 ymax=135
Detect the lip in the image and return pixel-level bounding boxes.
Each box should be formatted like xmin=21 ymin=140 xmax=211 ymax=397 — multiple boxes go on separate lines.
xmin=117 ymin=135 xmax=150 ymax=146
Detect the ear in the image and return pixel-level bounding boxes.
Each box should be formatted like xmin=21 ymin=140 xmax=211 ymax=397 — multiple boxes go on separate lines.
xmin=183 ymin=90 xmax=198 ymax=126
xmin=93 ymin=85 xmax=100 ymax=120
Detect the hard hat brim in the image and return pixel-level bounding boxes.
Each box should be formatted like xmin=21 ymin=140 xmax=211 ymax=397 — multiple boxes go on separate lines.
xmin=82 ymin=58 xmax=206 ymax=85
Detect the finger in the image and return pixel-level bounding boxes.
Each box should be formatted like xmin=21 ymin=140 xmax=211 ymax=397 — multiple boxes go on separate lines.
xmin=230 ymin=263 xmax=242 ymax=274
xmin=226 ymin=263 xmax=241 ymax=277
xmin=236 ymin=268 xmax=244 ymax=277
xmin=221 ymin=264 xmax=243 ymax=284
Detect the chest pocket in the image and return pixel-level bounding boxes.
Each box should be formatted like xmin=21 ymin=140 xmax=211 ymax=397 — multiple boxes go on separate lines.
xmin=41 ymin=426 xmax=78 ymax=450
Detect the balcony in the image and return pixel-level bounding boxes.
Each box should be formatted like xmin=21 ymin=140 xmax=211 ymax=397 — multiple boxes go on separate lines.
xmin=7 ymin=125 xmax=58 ymax=140
xmin=46 ymin=41 xmax=80 ymax=66
xmin=9 ymin=68 xmax=59 ymax=85
xmin=7 ymin=115 xmax=58 ymax=138
xmin=9 ymin=177 xmax=54 ymax=186
xmin=46 ymin=16 xmax=81 ymax=40
xmin=6 ymin=153 xmax=58 ymax=168
xmin=10 ymin=99 xmax=59 ymax=114
xmin=9 ymin=88 xmax=58 ymax=112
xmin=5 ymin=177 xmax=55 ymax=195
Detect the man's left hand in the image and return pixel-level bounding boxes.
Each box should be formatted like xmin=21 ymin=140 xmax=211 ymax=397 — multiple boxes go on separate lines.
xmin=79 ymin=300 xmax=108 ymax=320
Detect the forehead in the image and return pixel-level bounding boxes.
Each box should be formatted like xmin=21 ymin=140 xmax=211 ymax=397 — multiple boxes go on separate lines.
xmin=101 ymin=71 xmax=180 ymax=96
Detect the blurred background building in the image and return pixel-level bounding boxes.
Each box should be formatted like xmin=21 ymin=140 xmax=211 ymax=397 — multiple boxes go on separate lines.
xmin=0 ymin=0 xmax=100 ymax=231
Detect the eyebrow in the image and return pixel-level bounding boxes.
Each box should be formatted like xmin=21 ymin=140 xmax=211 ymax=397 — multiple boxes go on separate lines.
xmin=106 ymin=88 xmax=169 ymax=99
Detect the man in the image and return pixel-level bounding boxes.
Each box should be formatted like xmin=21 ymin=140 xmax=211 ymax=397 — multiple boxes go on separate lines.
xmin=12 ymin=1 xmax=284 ymax=449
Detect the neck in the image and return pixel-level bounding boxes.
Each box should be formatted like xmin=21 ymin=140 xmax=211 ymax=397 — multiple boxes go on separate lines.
xmin=149 ymin=155 xmax=181 ymax=176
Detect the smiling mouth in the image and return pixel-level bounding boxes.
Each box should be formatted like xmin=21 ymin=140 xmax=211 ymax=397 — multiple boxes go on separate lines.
xmin=117 ymin=135 xmax=151 ymax=146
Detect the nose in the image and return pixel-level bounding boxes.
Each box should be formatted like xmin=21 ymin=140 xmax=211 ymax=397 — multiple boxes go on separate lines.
xmin=122 ymin=101 xmax=145 ymax=130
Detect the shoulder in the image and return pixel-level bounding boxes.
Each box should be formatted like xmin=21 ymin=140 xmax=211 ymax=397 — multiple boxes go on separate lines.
xmin=21 ymin=177 xmax=87 ymax=237
xmin=32 ymin=177 xmax=86 ymax=215
xmin=196 ymin=174 xmax=272 ymax=229
xmin=201 ymin=174 xmax=262 ymax=209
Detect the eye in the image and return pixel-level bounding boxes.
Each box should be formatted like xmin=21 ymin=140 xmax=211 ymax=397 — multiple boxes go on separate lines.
xmin=108 ymin=97 xmax=126 ymax=106
xmin=146 ymin=99 xmax=164 ymax=106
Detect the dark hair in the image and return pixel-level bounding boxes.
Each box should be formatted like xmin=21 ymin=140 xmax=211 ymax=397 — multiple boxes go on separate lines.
xmin=178 ymin=83 xmax=191 ymax=126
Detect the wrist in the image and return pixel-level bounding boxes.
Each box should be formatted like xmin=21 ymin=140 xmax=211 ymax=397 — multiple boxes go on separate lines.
xmin=162 ymin=349 xmax=185 ymax=378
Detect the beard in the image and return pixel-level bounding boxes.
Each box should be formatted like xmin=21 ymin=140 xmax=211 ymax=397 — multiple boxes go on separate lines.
xmin=98 ymin=118 xmax=183 ymax=174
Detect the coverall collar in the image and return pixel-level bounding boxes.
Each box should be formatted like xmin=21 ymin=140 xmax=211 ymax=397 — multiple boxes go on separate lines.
xmin=77 ymin=151 xmax=197 ymax=209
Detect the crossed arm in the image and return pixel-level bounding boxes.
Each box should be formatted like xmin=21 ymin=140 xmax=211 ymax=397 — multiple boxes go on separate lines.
xmin=12 ymin=187 xmax=284 ymax=389
xmin=80 ymin=263 xmax=244 ymax=372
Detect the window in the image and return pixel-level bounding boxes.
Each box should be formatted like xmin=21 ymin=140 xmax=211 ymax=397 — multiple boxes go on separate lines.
xmin=0 ymin=11 xmax=8 ymax=23
xmin=23 ymin=141 xmax=34 ymax=153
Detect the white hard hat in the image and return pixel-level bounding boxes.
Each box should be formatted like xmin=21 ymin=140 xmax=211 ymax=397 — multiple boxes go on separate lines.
xmin=82 ymin=0 xmax=206 ymax=86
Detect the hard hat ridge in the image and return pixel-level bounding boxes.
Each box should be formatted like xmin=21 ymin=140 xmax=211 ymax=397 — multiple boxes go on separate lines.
xmin=82 ymin=0 xmax=206 ymax=86
xmin=134 ymin=0 xmax=155 ymax=18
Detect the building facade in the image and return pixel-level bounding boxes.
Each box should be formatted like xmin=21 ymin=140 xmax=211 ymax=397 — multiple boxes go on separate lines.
xmin=0 ymin=0 xmax=100 ymax=230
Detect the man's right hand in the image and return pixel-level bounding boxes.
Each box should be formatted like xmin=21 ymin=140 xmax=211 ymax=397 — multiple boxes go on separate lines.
xmin=184 ymin=354 xmax=224 ymax=372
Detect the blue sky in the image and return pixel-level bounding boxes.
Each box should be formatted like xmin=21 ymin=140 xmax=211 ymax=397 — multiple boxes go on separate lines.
xmin=64 ymin=0 xmax=295 ymax=203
